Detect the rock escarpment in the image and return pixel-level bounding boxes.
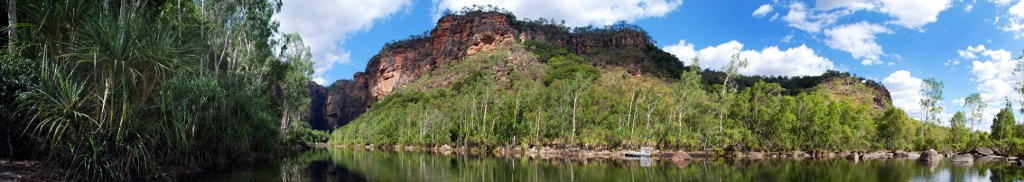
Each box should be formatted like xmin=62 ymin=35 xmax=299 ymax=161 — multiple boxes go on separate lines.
xmin=306 ymin=11 xmax=895 ymax=130
xmin=310 ymin=11 xmax=656 ymax=129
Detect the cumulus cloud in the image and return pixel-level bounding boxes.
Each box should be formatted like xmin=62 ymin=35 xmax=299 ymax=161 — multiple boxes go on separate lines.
xmin=782 ymin=2 xmax=849 ymax=33
xmin=663 ymin=40 xmax=835 ymax=77
xmin=876 ymin=0 xmax=952 ymax=29
xmin=1005 ymin=1 xmax=1024 ymax=38
xmin=786 ymin=0 xmax=952 ymax=31
xmin=753 ymin=4 xmax=774 ymax=17
xmin=433 ymin=0 xmax=683 ymax=27
xmin=883 ymin=70 xmax=926 ymax=119
xmin=964 ymin=44 xmax=1021 ymax=130
xmin=824 ymin=22 xmax=892 ymax=65
xmin=988 ymin=0 xmax=1024 ymax=38
xmin=274 ymin=0 xmax=413 ymax=81
xmin=312 ymin=77 xmax=328 ymax=85
xmin=992 ymin=0 xmax=1015 ymax=6
xmin=815 ymin=0 xmax=876 ymax=10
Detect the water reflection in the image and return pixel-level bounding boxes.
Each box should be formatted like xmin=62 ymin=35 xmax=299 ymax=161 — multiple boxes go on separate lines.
xmin=202 ymin=149 xmax=1024 ymax=182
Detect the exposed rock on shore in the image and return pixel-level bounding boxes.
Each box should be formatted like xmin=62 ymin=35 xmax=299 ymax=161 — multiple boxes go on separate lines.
xmin=920 ymin=149 xmax=942 ymax=163
xmin=0 ymin=160 xmax=58 ymax=181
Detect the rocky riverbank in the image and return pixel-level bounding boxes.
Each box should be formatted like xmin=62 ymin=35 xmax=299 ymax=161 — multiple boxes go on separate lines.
xmin=320 ymin=144 xmax=1024 ymax=167
xmin=0 ymin=160 xmax=58 ymax=181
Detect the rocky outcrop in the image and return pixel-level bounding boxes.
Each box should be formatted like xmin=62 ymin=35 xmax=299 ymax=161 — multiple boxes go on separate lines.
xmin=306 ymin=82 xmax=329 ymax=130
xmin=920 ymin=149 xmax=942 ymax=163
xmin=973 ymin=147 xmax=995 ymax=156
xmin=311 ymin=11 xmax=654 ymax=130
xmin=820 ymin=76 xmax=892 ymax=111
xmin=953 ymin=154 xmax=974 ymax=164
xmin=322 ymin=80 xmax=372 ymax=129
xmin=309 ymin=11 xmax=894 ymax=130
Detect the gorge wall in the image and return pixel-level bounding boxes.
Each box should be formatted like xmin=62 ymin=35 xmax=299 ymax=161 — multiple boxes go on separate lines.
xmin=309 ymin=11 xmax=656 ymax=130
xmin=306 ymin=11 xmax=895 ymax=131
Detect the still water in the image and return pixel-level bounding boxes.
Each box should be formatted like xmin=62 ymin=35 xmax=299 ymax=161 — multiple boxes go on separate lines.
xmin=200 ymin=149 xmax=1024 ymax=182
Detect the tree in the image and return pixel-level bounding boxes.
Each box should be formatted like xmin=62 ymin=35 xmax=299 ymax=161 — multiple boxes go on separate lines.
xmin=949 ymin=111 xmax=968 ymax=150
xmin=274 ymin=33 xmax=314 ymax=135
xmin=877 ymin=108 xmax=912 ymax=150
xmin=1015 ymin=54 xmax=1024 ymax=115
xmin=546 ymin=55 xmax=598 ymax=145
xmin=718 ymin=53 xmax=747 ymax=133
xmin=992 ymin=104 xmax=1016 ymax=141
xmin=964 ymin=93 xmax=986 ymax=130
xmin=919 ymin=77 xmax=943 ymax=135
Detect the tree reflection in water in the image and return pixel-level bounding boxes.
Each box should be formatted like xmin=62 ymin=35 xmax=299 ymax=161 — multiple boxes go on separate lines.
xmin=205 ymin=149 xmax=1024 ymax=182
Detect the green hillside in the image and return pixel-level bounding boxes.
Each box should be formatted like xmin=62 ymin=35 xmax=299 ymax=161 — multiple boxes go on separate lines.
xmin=330 ymin=38 xmax=981 ymax=152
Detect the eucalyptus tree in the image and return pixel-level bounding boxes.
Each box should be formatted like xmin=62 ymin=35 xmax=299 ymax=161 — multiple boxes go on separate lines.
xmin=963 ymin=93 xmax=986 ymax=130
xmin=919 ymin=77 xmax=943 ymax=135
xmin=1014 ymin=54 xmax=1024 ymax=116
xmin=718 ymin=53 xmax=748 ymax=134
xmin=273 ymin=33 xmax=314 ymax=135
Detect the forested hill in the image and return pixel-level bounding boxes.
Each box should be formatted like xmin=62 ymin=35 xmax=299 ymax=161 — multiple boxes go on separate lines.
xmin=308 ymin=7 xmax=893 ymax=131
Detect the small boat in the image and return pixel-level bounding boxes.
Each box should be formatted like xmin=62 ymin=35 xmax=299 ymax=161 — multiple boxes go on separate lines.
xmin=625 ymin=147 xmax=653 ymax=158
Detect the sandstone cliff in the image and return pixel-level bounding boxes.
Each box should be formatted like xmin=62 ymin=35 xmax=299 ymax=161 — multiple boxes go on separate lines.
xmin=308 ymin=11 xmax=894 ymax=130
xmin=312 ymin=11 xmax=659 ymax=129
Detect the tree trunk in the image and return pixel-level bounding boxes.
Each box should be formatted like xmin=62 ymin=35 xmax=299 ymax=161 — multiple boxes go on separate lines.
xmin=719 ymin=78 xmax=729 ymax=134
xmin=571 ymin=90 xmax=579 ymax=146
xmin=6 ymin=0 xmax=14 ymax=51
xmin=280 ymin=104 xmax=289 ymax=137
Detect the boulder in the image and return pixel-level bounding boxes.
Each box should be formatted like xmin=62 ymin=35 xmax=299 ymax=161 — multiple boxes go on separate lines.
xmin=895 ymin=151 xmax=921 ymax=159
xmin=846 ymin=152 xmax=861 ymax=160
xmin=952 ymin=154 xmax=974 ymax=164
xmin=744 ymin=152 xmax=765 ymax=159
xmin=973 ymin=147 xmax=995 ymax=156
xmin=919 ymin=149 xmax=942 ymax=162
xmin=861 ymin=151 xmax=888 ymax=160
xmin=791 ymin=151 xmax=809 ymax=158
xmin=670 ymin=152 xmax=691 ymax=162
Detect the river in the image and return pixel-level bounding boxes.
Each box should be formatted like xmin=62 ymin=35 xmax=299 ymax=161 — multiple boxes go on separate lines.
xmin=197 ymin=148 xmax=1024 ymax=181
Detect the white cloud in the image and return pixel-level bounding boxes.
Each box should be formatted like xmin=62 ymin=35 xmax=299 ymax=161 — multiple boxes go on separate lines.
xmin=964 ymin=0 xmax=975 ymax=12
xmin=274 ymin=0 xmax=413 ymax=79
xmin=312 ymin=77 xmax=328 ymax=85
xmin=815 ymin=0 xmax=876 ymax=10
xmin=876 ymin=0 xmax=952 ymax=29
xmin=953 ymin=96 xmax=967 ymax=106
xmin=1013 ymin=1 xmax=1024 ymax=17
xmin=779 ymin=0 xmax=952 ymax=34
xmin=753 ymin=4 xmax=774 ymax=17
xmin=664 ymin=40 xmax=698 ymax=62
xmin=993 ymin=0 xmax=1024 ymax=38
xmin=883 ymin=70 xmax=926 ymax=119
xmin=965 ymin=44 xmax=1022 ymax=131
xmin=434 ymin=0 xmax=683 ymax=27
xmin=783 ymin=2 xmax=849 ymax=33
xmin=664 ymin=40 xmax=835 ymax=77
xmin=824 ymin=22 xmax=892 ymax=65
xmin=944 ymin=59 xmax=961 ymax=66
xmin=960 ymin=44 xmax=1013 ymax=63
xmin=992 ymin=0 xmax=1015 ymax=6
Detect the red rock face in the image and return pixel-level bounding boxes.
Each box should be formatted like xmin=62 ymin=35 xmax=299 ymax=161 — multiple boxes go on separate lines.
xmin=315 ymin=11 xmax=655 ymax=129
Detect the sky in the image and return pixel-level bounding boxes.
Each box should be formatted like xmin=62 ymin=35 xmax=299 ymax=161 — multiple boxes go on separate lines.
xmin=273 ymin=0 xmax=1024 ymax=131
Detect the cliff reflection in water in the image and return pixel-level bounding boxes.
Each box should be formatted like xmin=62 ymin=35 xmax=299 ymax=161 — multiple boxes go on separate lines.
xmin=204 ymin=149 xmax=1024 ymax=182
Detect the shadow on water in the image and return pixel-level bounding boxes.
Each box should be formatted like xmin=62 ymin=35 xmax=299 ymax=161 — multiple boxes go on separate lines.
xmin=199 ymin=149 xmax=1024 ymax=182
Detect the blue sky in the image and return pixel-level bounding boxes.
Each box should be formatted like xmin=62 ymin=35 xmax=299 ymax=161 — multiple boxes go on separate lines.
xmin=274 ymin=0 xmax=1024 ymax=130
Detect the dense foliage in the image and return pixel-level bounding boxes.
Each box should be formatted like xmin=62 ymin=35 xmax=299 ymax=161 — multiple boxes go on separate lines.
xmin=0 ymin=0 xmax=313 ymax=180
xmin=330 ymin=42 xmax=973 ymax=153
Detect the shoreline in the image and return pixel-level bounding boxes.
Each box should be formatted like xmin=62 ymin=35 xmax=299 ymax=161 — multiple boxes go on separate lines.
xmin=314 ymin=143 xmax=1024 ymax=166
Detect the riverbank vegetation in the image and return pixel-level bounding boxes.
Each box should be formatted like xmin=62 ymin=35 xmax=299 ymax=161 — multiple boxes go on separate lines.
xmin=331 ymin=27 xmax=1024 ymax=157
xmin=0 ymin=0 xmax=313 ymax=180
